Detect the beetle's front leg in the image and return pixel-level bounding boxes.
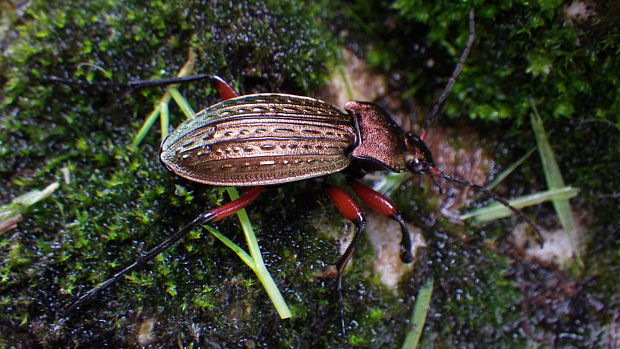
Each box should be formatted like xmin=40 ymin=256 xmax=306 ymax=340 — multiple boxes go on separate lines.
xmin=349 ymin=179 xmax=414 ymax=263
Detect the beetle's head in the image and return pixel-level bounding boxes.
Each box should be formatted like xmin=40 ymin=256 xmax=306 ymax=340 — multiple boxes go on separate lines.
xmin=404 ymin=132 xmax=438 ymax=175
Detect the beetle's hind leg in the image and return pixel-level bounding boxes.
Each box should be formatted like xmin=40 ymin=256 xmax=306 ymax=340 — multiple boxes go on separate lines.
xmin=65 ymin=186 xmax=264 ymax=315
xmin=45 ymin=74 xmax=214 ymax=94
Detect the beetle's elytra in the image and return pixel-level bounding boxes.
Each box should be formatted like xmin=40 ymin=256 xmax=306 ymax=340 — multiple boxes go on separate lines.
xmin=160 ymin=93 xmax=430 ymax=186
xmin=160 ymin=94 xmax=357 ymax=185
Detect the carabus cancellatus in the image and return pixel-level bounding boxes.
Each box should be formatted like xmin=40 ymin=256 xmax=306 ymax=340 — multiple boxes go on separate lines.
xmin=65 ymin=10 xmax=536 ymax=326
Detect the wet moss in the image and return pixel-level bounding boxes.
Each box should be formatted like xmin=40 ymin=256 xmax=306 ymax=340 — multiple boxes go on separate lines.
xmin=339 ymin=0 xmax=619 ymax=347
xmin=2 ymin=0 xmax=619 ymax=347
xmin=1 ymin=0 xmax=341 ymax=347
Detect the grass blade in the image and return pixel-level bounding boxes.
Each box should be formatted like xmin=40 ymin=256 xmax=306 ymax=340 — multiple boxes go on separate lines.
xmin=226 ymin=188 xmax=292 ymax=319
xmin=401 ymin=277 xmax=434 ymax=349
xmin=461 ymin=186 xmax=579 ymax=223
xmin=131 ymin=49 xmax=197 ymax=148
xmin=132 ymin=105 xmax=162 ymax=148
xmin=530 ymin=101 xmax=581 ymax=266
xmin=474 ymin=147 xmax=536 ymax=197
xmin=202 ymin=225 xmax=255 ymax=269
xmin=168 ymin=87 xmax=195 ymax=118
xmin=0 ymin=182 xmax=60 ymax=234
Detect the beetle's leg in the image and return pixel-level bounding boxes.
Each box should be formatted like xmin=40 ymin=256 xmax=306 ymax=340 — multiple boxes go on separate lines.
xmin=327 ymin=185 xmax=367 ymax=334
xmin=65 ymin=186 xmax=264 ymax=314
xmin=45 ymin=74 xmax=213 ymax=92
xmin=349 ymin=179 xmax=414 ymax=263
xmin=328 ymin=186 xmax=367 ymax=275
xmin=211 ymin=75 xmax=240 ymax=100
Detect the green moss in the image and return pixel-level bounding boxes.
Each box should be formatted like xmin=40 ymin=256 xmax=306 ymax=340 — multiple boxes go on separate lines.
xmin=348 ymin=0 xmax=619 ymax=124
xmin=0 ymin=0 xmax=340 ymax=346
xmin=340 ymin=1 xmax=619 ymax=346
xmin=2 ymin=0 xmax=619 ymax=347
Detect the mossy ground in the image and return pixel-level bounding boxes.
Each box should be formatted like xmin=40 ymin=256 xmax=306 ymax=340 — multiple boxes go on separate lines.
xmin=1 ymin=0 xmax=619 ymax=347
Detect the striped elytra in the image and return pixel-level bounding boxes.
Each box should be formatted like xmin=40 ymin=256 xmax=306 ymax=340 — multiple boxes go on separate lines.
xmin=160 ymin=93 xmax=358 ymax=186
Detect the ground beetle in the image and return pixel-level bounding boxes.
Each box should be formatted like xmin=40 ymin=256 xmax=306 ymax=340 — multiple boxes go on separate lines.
xmin=65 ymin=10 xmax=536 ymax=322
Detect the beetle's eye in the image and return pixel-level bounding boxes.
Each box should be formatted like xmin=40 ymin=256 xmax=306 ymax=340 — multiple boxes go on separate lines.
xmin=407 ymin=158 xmax=423 ymax=174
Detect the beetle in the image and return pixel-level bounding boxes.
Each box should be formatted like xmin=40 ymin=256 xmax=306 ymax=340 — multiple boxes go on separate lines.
xmin=65 ymin=76 xmax=434 ymax=312
xmin=65 ymin=9 xmax=536 ymax=321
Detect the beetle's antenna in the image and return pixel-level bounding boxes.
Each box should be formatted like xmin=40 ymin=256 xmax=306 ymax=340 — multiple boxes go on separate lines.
xmin=45 ymin=74 xmax=213 ymax=92
xmin=425 ymin=165 xmax=543 ymax=243
xmin=421 ymin=9 xmax=475 ymax=140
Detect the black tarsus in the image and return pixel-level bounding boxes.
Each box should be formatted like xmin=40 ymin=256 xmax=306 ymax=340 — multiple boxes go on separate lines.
xmin=393 ymin=212 xmax=414 ymax=263
xmin=423 ymin=9 xmax=476 ymax=133
xmin=45 ymin=73 xmax=213 ymax=94
xmin=335 ymin=217 xmax=367 ymax=337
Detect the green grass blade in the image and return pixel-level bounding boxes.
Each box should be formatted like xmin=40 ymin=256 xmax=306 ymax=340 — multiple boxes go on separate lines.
xmin=401 ymin=277 xmax=434 ymax=349
xmin=530 ymin=101 xmax=581 ymax=265
xmin=132 ymin=103 xmax=163 ymax=148
xmin=475 ymin=147 xmax=536 ymax=197
xmin=0 ymin=182 xmax=60 ymax=234
xmin=460 ymin=186 xmax=579 ymax=223
xmin=160 ymin=97 xmax=169 ymax=140
xmin=373 ymin=172 xmax=408 ymax=195
xmin=226 ymin=188 xmax=292 ymax=319
xmin=131 ymin=50 xmax=197 ymax=148
xmin=168 ymin=87 xmax=195 ymax=118
xmin=336 ymin=64 xmax=354 ymax=101
xmin=202 ymin=225 xmax=256 ymax=270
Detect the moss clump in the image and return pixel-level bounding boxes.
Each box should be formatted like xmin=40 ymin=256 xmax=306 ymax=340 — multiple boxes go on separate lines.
xmin=1 ymin=0 xmax=341 ymax=347
xmin=341 ymin=1 xmax=620 ymax=347
xmin=2 ymin=0 xmax=619 ymax=347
